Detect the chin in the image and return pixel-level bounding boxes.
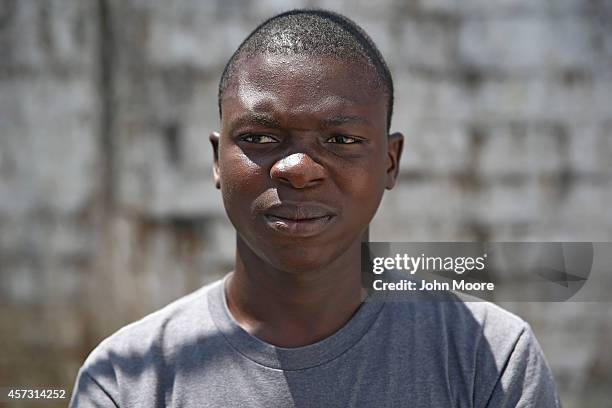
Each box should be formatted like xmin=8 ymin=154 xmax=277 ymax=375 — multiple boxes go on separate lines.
xmin=265 ymin=247 xmax=336 ymax=274
xmin=237 ymin=226 xmax=361 ymax=274
xmin=260 ymin=239 xmax=358 ymax=274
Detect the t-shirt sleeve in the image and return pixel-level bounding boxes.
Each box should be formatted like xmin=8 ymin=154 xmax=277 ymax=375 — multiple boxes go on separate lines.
xmin=485 ymin=325 xmax=561 ymax=408
xmin=69 ymin=348 xmax=120 ymax=408
xmin=70 ymin=369 xmax=119 ymax=407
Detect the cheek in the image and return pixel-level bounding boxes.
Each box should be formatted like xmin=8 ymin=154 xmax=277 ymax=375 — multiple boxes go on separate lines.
xmin=219 ymin=147 xmax=266 ymax=210
xmin=338 ymin=160 xmax=387 ymax=219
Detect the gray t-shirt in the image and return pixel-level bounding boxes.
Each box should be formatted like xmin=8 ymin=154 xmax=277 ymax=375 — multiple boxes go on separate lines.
xmin=70 ymin=273 xmax=561 ymax=407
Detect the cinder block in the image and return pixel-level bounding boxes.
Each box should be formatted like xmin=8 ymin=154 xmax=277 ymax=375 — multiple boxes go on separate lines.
xmin=251 ymin=0 xmax=308 ymax=19
xmin=470 ymin=77 xmax=611 ymax=123
xmin=309 ymin=0 xmax=409 ymax=22
xmin=0 ymin=0 xmax=96 ymax=70
xmin=400 ymin=120 xmax=471 ymax=175
xmin=478 ymin=124 xmax=565 ymax=177
xmin=356 ymin=20 xmax=397 ymax=67
xmin=1 ymin=265 xmax=41 ymax=305
xmin=558 ymin=181 xmax=612 ymax=226
xmin=371 ymin=187 xmax=465 ymax=240
xmin=0 ymin=77 xmax=98 ymax=215
xmin=141 ymin=2 xmax=249 ymax=70
xmin=567 ymin=123 xmax=612 ymax=176
xmin=394 ymin=18 xmax=458 ymax=71
xmin=458 ymin=16 xmax=594 ymax=73
xmin=394 ymin=72 xmax=474 ymax=124
xmin=116 ymin=127 xmax=224 ymax=217
xmin=417 ymin=0 xmax=460 ymax=14
xmin=370 ymin=218 xmax=463 ymax=241
xmin=418 ymin=0 xmax=561 ymax=15
xmin=201 ymin=216 xmax=236 ymax=266
xmin=379 ymin=178 xmax=468 ymax=223
xmin=165 ymin=79 xmax=219 ymax=172
xmin=467 ymin=179 xmax=544 ymax=225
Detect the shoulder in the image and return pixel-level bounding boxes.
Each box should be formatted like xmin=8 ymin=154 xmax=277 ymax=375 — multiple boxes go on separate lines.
xmin=384 ymin=293 xmax=529 ymax=350
xmin=377 ymin=282 xmax=560 ymax=405
xmin=378 ymin=272 xmax=532 ymax=370
xmin=379 ymin=271 xmax=529 ymax=346
xmin=452 ymin=296 xmax=528 ymax=340
xmin=70 ymin=278 xmax=228 ymax=406
xmin=78 ymin=278 xmax=225 ymax=380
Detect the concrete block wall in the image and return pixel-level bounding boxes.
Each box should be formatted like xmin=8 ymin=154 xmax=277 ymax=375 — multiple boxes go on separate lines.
xmin=1 ymin=0 xmax=611 ymax=406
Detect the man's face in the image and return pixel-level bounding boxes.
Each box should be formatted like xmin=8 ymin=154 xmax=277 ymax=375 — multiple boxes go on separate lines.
xmin=211 ymin=54 xmax=402 ymax=273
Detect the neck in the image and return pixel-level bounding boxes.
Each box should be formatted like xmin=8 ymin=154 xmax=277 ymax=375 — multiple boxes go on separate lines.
xmin=226 ymin=230 xmax=369 ymax=348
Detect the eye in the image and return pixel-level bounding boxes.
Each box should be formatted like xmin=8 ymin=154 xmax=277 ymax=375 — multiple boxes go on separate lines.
xmin=240 ymin=134 xmax=279 ymax=144
xmin=326 ymin=135 xmax=361 ymax=144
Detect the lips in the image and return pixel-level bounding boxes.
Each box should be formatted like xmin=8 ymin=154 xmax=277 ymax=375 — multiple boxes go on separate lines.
xmin=262 ymin=202 xmax=338 ymax=237
xmin=265 ymin=202 xmax=336 ymax=220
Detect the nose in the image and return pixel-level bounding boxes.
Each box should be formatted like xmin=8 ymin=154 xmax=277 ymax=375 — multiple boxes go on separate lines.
xmin=270 ymin=153 xmax=327 ymax=189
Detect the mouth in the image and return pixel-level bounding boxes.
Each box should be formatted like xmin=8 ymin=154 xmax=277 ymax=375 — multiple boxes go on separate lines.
xmin=262 ymin=202 xmax=338 ymax=238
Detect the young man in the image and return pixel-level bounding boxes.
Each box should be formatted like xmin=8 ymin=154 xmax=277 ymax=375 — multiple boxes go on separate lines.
xmin=71 ymin=9 xmax=561 ymax=407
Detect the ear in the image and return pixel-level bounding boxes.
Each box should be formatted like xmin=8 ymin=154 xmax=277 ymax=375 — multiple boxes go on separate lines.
xmin=209 ymin=131 xmax=221 ymax=189
xmin=385 ymin=132 xmax=404 ymax=190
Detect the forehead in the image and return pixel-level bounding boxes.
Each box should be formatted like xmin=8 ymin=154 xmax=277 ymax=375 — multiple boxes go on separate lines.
xmin=221 ymin=54 xmax=386 ymax=128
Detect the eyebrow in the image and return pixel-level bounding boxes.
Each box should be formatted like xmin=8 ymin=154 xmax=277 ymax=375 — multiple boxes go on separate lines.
xmin=229 ymin=112 xmax=371 ymax=130
xmin=230 ymin=112 xmax=282 ymax=130
xmin=321 ymin=114 xmax=371 ymax=128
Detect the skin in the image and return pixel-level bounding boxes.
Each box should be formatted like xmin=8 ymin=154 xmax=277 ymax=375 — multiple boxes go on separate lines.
xmin=210 ymin=54 xmax=403 ymax=347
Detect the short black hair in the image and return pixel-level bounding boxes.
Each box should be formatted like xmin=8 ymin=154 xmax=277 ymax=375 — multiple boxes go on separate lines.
xmin=218 ymin=9 xmax=394 ymax=130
